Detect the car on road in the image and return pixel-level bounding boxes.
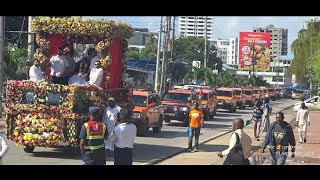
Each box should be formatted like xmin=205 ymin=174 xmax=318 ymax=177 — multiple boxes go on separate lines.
xmin=195 ymin=88 xmax=218 ymax=120
xmin=292 ymin=89 xmax=305 ymax=100
xmin=293 ymin=96 xmax=320 ymax=112
xmin=232 ymin=88 xmax=245 ymax=109
xmin=161 ymin=89 xmax=198 ymax=126
xmin=132 ymin=90 xmax=165 ymax=136
xmin=216 ymin=88 xmax=237 ymax=113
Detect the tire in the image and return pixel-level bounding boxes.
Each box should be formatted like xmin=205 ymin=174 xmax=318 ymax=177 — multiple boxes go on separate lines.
xmin=137 ymin=119 xmax=149 ymax=137
xmin=24 ymin=145 xmax=35 ymax=153
xmin=153 ymin=116 xmax=163 ymax=133
xmin=164 ymin=118 xmax=171 ymax=123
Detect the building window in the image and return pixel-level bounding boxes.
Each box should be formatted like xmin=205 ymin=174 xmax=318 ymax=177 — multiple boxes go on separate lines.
xmin=232 ymin=41 xmax=234 ymax=44
xmin=232 ymin=50 xmax=234 ymax=54
xmin=232 ymin=55 xmax=234 ymax=59
xmin=272 ymin=76 xmax=284 ymax=82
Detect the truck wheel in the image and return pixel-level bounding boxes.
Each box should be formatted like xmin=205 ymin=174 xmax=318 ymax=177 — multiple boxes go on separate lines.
xmin=24 ymin=145 xmax=35 ymax=153
xmin=153 ymin=116 xmax=163 ymax=133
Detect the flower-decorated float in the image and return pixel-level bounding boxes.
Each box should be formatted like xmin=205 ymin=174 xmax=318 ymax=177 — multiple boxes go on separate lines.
xmin=5 ymin=17 xmax=134 ymax=153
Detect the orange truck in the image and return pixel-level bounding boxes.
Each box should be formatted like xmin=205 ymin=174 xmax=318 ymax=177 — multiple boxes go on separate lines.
xmin=161 ymin=89 xmax=198 ymax=126
xmin=242 ymin=88 xmax=255 ymax=107
xmin=195 ymin=88 xmax=218 ymax=120
xmin=216 ymin=88 xmax=237 ymax=113
xmin=232 ymin=88 xmax=245 ymax=109
xmin=132 ymin=90 xmax=165 ymax=136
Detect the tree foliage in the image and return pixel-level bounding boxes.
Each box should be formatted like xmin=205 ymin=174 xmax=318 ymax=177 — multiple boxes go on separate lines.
xmin=291 ymin=19 xmax=320 ymax=89
xmin=4 ymin=44 xmax=28 ymax=80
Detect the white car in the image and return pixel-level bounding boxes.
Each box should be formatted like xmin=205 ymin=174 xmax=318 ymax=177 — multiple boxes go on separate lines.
xmin=293 ymin=96 xmax=320 ymax=112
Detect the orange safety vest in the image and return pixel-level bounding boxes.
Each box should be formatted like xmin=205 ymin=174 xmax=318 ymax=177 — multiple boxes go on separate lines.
xmin=83 ymin=121 xmax=106 ymax=150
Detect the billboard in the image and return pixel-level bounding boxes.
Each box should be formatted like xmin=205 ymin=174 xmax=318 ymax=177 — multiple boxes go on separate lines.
xmin=192 ymin=61 xmax=201 ymax=68
xmin=238 ymin=32 xmax=271 ymax=71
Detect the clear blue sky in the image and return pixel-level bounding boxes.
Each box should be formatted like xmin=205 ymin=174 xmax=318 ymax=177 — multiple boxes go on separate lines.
xmin=85 ymin=16 xmax=320 ymax=56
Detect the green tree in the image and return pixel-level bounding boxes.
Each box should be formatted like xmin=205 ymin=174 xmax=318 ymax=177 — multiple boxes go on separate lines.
xmin=4 ymin=44 xmax=28 ymax=80
xmin=140 ymin=44 xmax=157 ymax=60
xmin=124 ymin=47 xmax=141 ymax=60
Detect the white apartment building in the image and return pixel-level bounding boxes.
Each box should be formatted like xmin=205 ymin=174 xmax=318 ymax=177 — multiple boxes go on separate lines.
xmin=236 ymin=55 xmax=292 ymax=86
xmin=179 ymin=16 xmax=214 ymax=41
xmin=213 ymin=38 xmax=238 ymax=66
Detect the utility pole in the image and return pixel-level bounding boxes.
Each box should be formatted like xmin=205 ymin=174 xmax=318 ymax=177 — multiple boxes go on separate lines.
xmin=170 ymin=16 xmax=175 ymax=62
xmin=28 ymin=16 xmax=34 ymax=61
xmin=204 ymin=16 xmax=207 ymax=68
xmin=0 ymin=16 xmax=4 ymax=118
xmin=154 ymin=16 xmax=163 ymax=92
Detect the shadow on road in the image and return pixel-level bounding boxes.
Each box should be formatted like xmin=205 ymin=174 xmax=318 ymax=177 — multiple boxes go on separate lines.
xmin=148 ymin=130 xmax=187 ymax=138
xmin=31 ymin=148 xmax=81 ymax=160
xmin=132 ymin=143 xmax=185 ymax=163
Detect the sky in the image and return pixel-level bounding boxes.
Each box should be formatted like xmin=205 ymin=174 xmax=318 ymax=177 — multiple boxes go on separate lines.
xmin=86 ymin=16 xmax=320 ymax=56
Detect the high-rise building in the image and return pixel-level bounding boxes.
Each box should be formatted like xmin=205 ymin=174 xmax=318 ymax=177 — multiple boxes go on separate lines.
xmin=213 ymin=38 xmax=238 ymax=66
xmin=253 ymin=24 xmax=288 ymax=58
xmin=178 ymin=16 xmax=214 ymax=41
xmin=128 ymin=28 xmax=158 ymax=49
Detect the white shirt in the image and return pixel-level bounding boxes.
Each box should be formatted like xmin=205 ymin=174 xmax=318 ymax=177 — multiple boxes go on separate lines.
xmin=296 ymin=108 xmax=310 ymax=126
xmin=111 ymin=123 xmax=137 ymax=149
xmin=222 ymin=129 xmax=252 ymax=159
xmin=103 ymin=105 xmax=122 ymax=132
xmin=29 ymin=65 xmax=45 ymax=82
xmin=0 ymin=134 xmax=9 ymax=165
xmin=89 ymin=55 xmax=100 ymax=71
xmin=89 ymin=68 xmax=103 ymax=87
xmin=50 ymin=55 xmax=69 ymax=76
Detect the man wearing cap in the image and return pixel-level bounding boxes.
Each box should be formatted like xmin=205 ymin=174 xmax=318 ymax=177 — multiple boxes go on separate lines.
xmin=79 ymin=107 xmax=108 ymax=165
xmin=103 ymin=97 xmax=122 ymax=152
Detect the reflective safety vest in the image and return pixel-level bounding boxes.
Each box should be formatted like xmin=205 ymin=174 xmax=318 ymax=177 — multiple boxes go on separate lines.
xmin=83 ymin=121 xmax=106 ymax=150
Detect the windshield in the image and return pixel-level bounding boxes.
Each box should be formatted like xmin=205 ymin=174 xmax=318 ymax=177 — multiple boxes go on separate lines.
xmin=244 ymin=91 xmax=252 ymax=95
xmin=235 ymin=90 xmax=241 ymax=95
xmin=133 ymin=95 xmax=147 ymax=107
xmin=253 ymin=90 xmax=260 ymax=94
xmin=268 ymin=89 xmax=274 ymax=92
xmin=22 ymin=91 xmax=35 ymax=104
xmin=48 ymin=92 xmax=61 ymax=106
xmin=162 ymin=92 xmax=191 ymax=102
xmin=201 ymin=93 xmax=209 ymax=100
xmin=216 ymin=90 xmax=232 ymax=97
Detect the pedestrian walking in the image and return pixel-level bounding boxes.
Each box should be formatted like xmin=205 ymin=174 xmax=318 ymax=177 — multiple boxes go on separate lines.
xmin=253 ymin=100 xmax=263 ymax=141
xmin=296 ymin=103 xmax=310 ymax=143
xmin=260 ymin=98 xmax=271 ymax=133
xmin=79 ymin=107 xmax=108 ymax=165
xmin=187 ymin=102 xmax=204 ymax=152
xmin=217 ymin=118 xmax=252 ymax=165
xmin=0 ymin=134 xmax=9 ymax=165
xmin=102 ymin=97 xmax=121 ymax=152
xmin=110 ymin=109 xmax=137 ymax=165
xmin=261 ymin=111 xmax=296 ymax=165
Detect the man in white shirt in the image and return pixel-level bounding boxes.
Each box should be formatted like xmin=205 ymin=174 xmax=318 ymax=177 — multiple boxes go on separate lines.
xmin=110 ymin=108 xmax=137 ymax=165
xmin=50 ymin=47 xmax=69 ymax=85
xmin=89 ymin=61 xmax=103 ymax=87
xmin=296 ymin=103 xmax=311 ymax=143
xmin=102 ymin=97 xmax=122 ymax=152
xmin=0 ymin=134 xmax=9 ymax=165
xmin=88 ymin=48 xmax=100 ymax=73
xmin=29 ymin=59 xmax=45 ymax=82
xmin=217 ymin=118 xmax=252 ymax=165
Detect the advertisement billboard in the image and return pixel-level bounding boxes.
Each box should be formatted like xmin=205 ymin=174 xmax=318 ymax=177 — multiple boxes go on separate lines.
xmin=192 ymin=61 xmax=201 ymax=68
xmin=238 ymin=32 xmax=271 ymax=71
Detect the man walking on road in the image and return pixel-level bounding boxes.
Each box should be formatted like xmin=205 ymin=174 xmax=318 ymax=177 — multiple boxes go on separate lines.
xmin=187 ymin=102 xmax=204 ymax=152
xmin=0 ymin=134 xmax=9 ymax=165
xmin=217 ymin=118 xmax=252 ymax=165
xmin=296 ymin=103 xmax=310 ymax=143
xmin=261 ymin=112 xmax=296 ymax=165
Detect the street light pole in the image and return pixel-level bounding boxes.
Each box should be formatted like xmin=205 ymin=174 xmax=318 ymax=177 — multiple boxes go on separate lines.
xmin=204 ymin=16 xmax=207 ymax=68
xmin=0 ymin=16 xmax=4 ymax=118
xmin=155 ymin=16 xmax=163 ymax=92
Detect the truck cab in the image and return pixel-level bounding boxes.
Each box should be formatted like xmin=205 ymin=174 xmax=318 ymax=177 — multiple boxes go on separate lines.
xmin=242 ymin=88 xmax=255 ymax=107
xmin=132 ymin=90 xmax=164 ymax=136
xmin=194 ymin=88 xmax=218 ymax=120
xmin=161 ymin=89 xmax=198 ymax=126
xmin=232 ymin=88 xmax=245 ymax=109
xmin=216 ymin=88 xmax=237 ymax=113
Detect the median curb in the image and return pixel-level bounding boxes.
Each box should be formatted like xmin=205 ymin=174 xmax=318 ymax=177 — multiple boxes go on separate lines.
xmin=143 ymin=104 xmax=295 ymax=165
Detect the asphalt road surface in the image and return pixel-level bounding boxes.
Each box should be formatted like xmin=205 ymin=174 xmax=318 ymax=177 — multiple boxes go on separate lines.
xmin=0 ymin=99 xmax=298 ymax=165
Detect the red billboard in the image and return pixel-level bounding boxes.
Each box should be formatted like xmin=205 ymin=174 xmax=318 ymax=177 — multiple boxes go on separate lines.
xmin=238 ymin=32 xmax=271 ymax=71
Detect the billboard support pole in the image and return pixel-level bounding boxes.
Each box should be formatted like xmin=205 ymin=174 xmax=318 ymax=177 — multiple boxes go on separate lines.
xmin=252 ymin=43 xmax=255 ymax=82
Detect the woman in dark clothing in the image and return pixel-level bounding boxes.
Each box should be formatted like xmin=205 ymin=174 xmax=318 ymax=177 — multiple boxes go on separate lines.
xmin=253 ymin=100 xmax=263 ymax=141
xmin=68 ymin=57 xmax=90 ymax=85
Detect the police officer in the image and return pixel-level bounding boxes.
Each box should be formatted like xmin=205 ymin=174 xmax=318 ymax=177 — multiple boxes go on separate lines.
xmin=79 ymin=107 xmax=108 ymax=165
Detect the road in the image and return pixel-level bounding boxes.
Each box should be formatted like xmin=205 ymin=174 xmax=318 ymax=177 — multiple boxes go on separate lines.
xmin=0 ymin=99 xmax=298 ymax=165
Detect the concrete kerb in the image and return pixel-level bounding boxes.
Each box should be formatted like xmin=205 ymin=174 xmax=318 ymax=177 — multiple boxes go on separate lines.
xmin=144 ymin=104 xmax=295 ymax=165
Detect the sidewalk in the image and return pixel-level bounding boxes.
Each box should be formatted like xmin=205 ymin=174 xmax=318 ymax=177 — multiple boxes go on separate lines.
xmin=158 ymin=109 xmax=297 ymax=165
